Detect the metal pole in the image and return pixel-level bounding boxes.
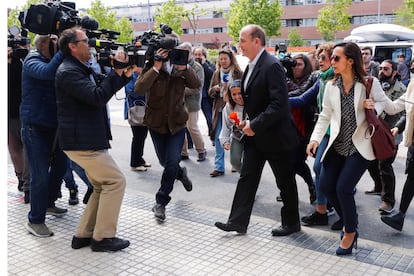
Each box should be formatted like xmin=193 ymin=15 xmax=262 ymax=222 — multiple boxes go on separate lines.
xmin=377 ymin=0 xmax=381 ymax=23
xmin=147 ymin=0 xmax=151 ymax=29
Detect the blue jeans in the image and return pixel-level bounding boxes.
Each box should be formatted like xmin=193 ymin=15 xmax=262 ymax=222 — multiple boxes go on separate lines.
xmin=150 ymin=128 xmax=186 ymax=206
xmin=313 ymin=135 xmax=329 ymax=205
xmin=214 ymin=112 xmax=225 ymax=172
xmin=21 ymin=124 xmax=67 ymax=224
xmin=64 ymin=159 xmax=93 ymax=190
xmin=319 ymin=148 xmax=369 ymax=233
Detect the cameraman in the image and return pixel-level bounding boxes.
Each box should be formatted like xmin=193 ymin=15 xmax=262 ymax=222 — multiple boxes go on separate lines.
xmin=21 ymin=33 xmax=69 ymax=238
xmin=135 ymin=40 xmax=201 ymax=221
xmin=55 ymin=26 xmax=134 ymax=252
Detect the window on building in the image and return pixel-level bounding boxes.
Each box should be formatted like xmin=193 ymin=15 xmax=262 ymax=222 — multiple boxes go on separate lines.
xmin=183 ymin=29 xmax=189 ymax=34
xmin=286 ymin=19 xmax=303 ymax=27
xmin=213 ymin=27 xmax=223 ymax=33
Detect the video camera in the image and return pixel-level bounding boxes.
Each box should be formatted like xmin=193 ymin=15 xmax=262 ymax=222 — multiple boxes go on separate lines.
xmin=8 ymin=26 xmax=30 ymax=60
xmin=18 ymin=1 xmax=81 ymax=35
xmin=89 ymin=24 xmax=188 ymax=69
xmin=134 ymin=24 xmax=188 ymax=66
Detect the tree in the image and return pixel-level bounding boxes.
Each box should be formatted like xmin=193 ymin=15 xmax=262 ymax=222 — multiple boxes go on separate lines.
xmin=288 ymin=29 xmax=306 ymax=47
xmin=154 ymin=0 xmax=186 ymax=35
xmin=316 ymin=0 xmax=352 ymax=41
xmin=394 ymin=0 xmax=414 ymax=29
xmin=8 ymin=0 xmax=43 ymax=45
xmin=226 ymin=0 xmax=283 ymax=43
xmin=182 ymin=4 xmax=208 ymax=43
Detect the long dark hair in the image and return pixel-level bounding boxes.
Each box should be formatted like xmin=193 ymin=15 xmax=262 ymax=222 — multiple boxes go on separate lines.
xmin=333 ymin=42 xmax=367 ymax=87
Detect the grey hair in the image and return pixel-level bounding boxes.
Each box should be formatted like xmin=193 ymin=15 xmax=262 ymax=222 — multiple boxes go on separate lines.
xmin=179 ymin=42 xmax=193 ymax=51
xmin=34 ymin=34 xmax=50 ymax=51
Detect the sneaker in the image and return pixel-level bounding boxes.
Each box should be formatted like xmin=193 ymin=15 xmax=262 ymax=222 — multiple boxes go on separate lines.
xmin=83 ymin=188 xmax=93 ymax=204
xmin=379 ymin=201 xmax=394 ymax=214
xmin=231 ymin=167 xmax=237 ymax=173
xmin=301 ymin=211 xmax=328 ymax=226
xmin=276 ymin=194 xmax=283 ymax=202
xmin=71 ymin=236 xmax=92 ymax=249
xmin=331 ymin=219 xmax=343 ymax=231
xmin=197 ymin=151 xmax=206 ymax=162
xmin=25 ymin=222 xmax=54 ymax=237
xmin=181 ymin=155 xmax=189 ymax=160
xmin=130 ymin=166 xmax=147 ymax=172
xmin=327 ymin=206 xmax=336 ymax=216
xmin=381 ymin=211 xmax=405 ymax=231
xmin=143 ymin=163 xmax=151 ymax=168
xmin=209 ymin=170 xmax=224 ymax=177
xmin=91 ymin=237 xmax=130 ymax=252
xmin=68 ymin=189 xmax=79 ymax=205
xmin=46 ymin=206 xmax=68 ymax=217
xmin=152 ymin=203 xmax=166 ymax=221
xmin=178 ymin=167 xmax=192 ymax=191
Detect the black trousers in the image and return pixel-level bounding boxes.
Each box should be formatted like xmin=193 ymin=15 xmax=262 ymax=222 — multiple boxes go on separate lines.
xmin=227 ymin=141 xmax=300 ymax=228
xmin=367 ymin=146 xmax=398 ymax=206
xmin=400 ymin=143 xmax=414 ymax=214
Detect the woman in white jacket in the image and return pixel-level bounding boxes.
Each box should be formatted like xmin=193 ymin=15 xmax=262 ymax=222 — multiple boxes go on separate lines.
xmin=306 ymin=42 xmax=390 ymax=255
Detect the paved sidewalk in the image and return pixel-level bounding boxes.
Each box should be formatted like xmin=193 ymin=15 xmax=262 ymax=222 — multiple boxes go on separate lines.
xmin=7 ymin=164 xmax=414 ymax=275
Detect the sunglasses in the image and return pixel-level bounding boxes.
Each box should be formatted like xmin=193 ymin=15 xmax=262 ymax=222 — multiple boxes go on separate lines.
xmin=331 ymin=55 xmax=341 ymax=62
xmin=317 ymin=55 xmax=327 ymax=61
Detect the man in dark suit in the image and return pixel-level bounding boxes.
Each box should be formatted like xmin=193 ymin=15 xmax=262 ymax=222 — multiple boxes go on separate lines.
xmin=215 ymin=24 xmax=301 ymax=236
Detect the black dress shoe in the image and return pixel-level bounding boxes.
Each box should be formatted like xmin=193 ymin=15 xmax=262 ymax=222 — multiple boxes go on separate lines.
xmin=271 ymin=223 xmax=301 ymax=236
xmin=214 ymin=222 xmax=247 ymax=234
xmin=71 ymin=236 xmax=92 ymax=249
xmin=90 ymin=237 xmax=130 ymax=252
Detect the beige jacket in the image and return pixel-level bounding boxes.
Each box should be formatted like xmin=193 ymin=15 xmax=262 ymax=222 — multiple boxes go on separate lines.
xmin=310 ymin=77 xmax=389 ymax=161
xmin=384 ymin=80 xmax=414 ymax=147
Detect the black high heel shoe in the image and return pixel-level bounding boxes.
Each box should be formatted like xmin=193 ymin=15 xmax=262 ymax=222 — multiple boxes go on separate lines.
xmin=336 ymin=231 xmax=358 ymax=255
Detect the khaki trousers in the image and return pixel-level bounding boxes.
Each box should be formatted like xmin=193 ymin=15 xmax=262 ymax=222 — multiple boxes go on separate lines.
xmin=182 ymin=111 xmax=206 ymax=155
xmin=64 ymin=150 xmax=126 ymax=240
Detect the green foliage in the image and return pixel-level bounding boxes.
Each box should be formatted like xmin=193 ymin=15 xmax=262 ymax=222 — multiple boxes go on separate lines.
xmin=208 ymin=48 xmax=219 ymax=64
xmin=288 ymin=29 xmax=306 ymax=47
xmin=182 ymin=4 xmax=208 ymax=43
xmin=316 ymin=0 xmax=352 ymax=41
xmin=394 ymin=0 xmax=414 ymax=29
xmin=226 ymin=0 xmax=283 ymax=43
xmin=155 ymin=0 xmax=186 ymax=35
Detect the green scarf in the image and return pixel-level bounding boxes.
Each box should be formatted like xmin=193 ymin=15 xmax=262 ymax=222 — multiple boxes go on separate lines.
xmin=317 ymin=66 xmax=334 ymax=136
xmin=317 ymin=66 xmax=334 ymax=112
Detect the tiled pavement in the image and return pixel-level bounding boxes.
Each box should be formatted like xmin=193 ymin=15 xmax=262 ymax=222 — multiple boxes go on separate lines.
xmin=7 ymin=164 xmax=414 ymax=275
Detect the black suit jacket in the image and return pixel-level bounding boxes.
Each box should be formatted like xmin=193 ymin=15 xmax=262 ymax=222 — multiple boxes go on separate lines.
xmin=242 ymin=50 xmax=299 ymax=153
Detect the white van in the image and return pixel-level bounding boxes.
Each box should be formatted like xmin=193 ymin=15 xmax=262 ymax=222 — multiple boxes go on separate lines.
xmin=344 ymin=23 xmax=414 ymax=64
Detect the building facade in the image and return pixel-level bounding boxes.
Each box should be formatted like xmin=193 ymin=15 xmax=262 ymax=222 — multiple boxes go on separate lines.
xmin=108 ymin=0 xmax=405 ymax=47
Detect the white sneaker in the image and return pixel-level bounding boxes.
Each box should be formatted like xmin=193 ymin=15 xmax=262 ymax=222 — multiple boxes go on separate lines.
xmin=25 ymin=222 xmax=54 ymax=237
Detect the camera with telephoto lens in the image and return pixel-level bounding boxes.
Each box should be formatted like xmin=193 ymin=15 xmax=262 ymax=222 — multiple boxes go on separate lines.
xmin=8 ymin=26 xmax=30 ymax=60
xmin=280 ymin=54 xmax=297 ymax=80
xmin=18 ymin=1 xmax=81 ymax=35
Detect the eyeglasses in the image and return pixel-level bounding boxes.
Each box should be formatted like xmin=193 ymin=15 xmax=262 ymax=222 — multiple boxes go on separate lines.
xmin=73 ymin=38 xmax=89 ymax=44
xmin=379 ymin=66 xmax=391 ymax=71
xmin=317 ymin=55 xmax=326 ymax=61
xmin=331 ymin=55 xmax=341 ymax=62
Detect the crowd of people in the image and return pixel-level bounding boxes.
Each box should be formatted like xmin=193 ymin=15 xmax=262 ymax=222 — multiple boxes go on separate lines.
xmin=7 ymin=23 xmax=414 ymax=254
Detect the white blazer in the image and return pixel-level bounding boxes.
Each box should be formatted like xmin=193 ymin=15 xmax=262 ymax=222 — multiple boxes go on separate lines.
xmin=384 ymin=80 xmax=414 ymax=147
xmin=310 ymin=77 xmax=389 ymax=161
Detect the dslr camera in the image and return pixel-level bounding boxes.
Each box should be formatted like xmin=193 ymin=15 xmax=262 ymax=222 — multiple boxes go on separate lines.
xmin=8 ymin=26 xmax=30 ymax=59
xmin=18 ymin=1 xmax=81 ymax=35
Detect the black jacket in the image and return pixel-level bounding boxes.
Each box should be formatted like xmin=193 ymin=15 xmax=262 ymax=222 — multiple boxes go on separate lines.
xmin=55 ymin=56 xmax=131 ymax=150
xmin=242 ymin=50 xmax=299 ymax=153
